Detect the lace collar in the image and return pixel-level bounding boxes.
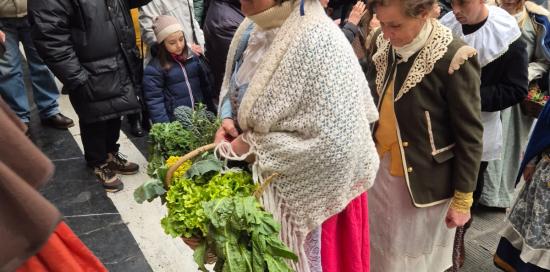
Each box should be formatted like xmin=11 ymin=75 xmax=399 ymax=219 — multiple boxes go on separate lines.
xmin=372 ymin=19 xmax=453 ymax=101
xmin=440 ymin=5 xmax=521 ymax=67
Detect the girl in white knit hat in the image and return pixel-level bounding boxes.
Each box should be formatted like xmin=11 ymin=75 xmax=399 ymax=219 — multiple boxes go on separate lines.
xmin=142 ymin=15 xmax=216 ymax=123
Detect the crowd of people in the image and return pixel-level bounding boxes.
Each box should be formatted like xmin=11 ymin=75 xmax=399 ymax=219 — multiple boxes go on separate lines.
xmin=1 ymin=0 xmax=550 ymax=271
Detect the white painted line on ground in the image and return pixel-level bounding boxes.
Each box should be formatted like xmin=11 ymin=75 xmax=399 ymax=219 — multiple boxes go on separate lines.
xmin=64 ymin=213 xmax=120 ymax=218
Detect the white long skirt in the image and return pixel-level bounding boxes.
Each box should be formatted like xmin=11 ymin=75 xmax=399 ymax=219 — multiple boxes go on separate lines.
xmin=369 ymin=154 xmax=455 ymax=272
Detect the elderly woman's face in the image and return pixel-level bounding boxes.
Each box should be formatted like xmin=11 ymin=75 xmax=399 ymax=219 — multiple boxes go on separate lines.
xmin=240 ymin=0 xmax=277 ymax=16
xmin=376 ymin=2 xmax=428 ymax=47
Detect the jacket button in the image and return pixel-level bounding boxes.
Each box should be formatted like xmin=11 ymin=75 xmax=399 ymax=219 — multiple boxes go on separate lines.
xmin=403 ymin=141 xmax=409 ymax=147
xmin=407 ymin=167 xmax=413 ymax=173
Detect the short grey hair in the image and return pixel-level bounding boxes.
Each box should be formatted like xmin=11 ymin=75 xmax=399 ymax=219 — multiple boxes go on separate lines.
xmin=369 ymin=0 xmax=436 ymax=18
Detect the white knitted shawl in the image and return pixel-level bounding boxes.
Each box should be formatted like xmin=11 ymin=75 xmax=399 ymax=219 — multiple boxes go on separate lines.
xmin=219 ymin=1 xmax=379 ymax=271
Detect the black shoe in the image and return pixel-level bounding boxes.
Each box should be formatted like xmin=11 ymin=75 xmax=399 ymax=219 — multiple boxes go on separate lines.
xmin=94 ymin=164 xmax=124 ymax=192
xmin=107 ymin=152 xmax=139 ymax=175
xmin=130 ymin=120 xmax=144 ymax=137
xmin=478 ymin=204 xmax=508 ymax=213
xmin=41 ymin=113 xmax=74 ymax=129
xmin=61 ymin=86 xmax=70 ymax=95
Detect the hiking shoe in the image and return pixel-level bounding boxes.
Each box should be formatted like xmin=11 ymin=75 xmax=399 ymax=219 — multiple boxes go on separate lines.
xmin=107 ymin=152 xmax=139 ymax=175
xmin=94 ymin=164 xmax=123 ymax=192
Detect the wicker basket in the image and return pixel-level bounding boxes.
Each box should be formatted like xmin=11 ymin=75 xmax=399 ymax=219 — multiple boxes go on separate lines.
xmin=164 ymin=143 xmax=217 ymax=263
xmin=521 ymin=99 xmax=544 ymax=119
xmin=163 ymin=143 xmax=277 ymax=264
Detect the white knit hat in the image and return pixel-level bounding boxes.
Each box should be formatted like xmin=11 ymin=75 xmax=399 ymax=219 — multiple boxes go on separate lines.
xmin=153 ymin=15 xmax=185 ymax=44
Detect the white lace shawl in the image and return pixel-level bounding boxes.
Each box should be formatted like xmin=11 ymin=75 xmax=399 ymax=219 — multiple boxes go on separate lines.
xmin=218 ymin=1 xmax=379 ymax=271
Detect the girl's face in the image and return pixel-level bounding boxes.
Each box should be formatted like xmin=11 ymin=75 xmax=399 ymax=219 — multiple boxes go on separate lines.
xmin=240 ymin=0 xmax=276 ymax=16
xmin=164 ymin=31 xmax=186 ymax=55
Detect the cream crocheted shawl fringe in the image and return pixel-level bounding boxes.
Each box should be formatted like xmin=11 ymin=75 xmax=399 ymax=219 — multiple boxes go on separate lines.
xmin=218 ymin=1 xmax=379 ymax=271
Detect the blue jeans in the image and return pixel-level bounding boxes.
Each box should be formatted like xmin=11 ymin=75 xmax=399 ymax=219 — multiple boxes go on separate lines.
xmin=0 ymin=17 xmax=59 ymax=122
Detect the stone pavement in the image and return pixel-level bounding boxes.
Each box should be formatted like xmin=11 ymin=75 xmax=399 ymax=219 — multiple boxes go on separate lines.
xmin=461 ymin=206 xmax=509 ymax=272
xmin=460 ymin=181 xmax=525 ymax=272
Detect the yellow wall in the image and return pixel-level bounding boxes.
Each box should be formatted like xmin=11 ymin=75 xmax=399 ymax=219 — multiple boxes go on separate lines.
xmin=131 ymin=9 xmax=143 ymax=57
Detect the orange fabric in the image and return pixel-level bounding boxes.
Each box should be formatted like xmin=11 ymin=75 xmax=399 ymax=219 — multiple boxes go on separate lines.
xmin=17 ymin=222 xmax=107 ymax=272
xmin=375 ymin=79 xmax=404 ymax=177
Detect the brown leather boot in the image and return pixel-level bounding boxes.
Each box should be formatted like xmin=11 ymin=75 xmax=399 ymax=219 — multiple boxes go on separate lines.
xmin=41 ymin=113 xmax=74 ymax=129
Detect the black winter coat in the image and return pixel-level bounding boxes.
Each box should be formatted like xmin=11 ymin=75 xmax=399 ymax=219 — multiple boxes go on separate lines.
xmin=28 ymin=0 xmax=151 ymax=123
xmin=203 ymin=0 xmax=243 ymax=99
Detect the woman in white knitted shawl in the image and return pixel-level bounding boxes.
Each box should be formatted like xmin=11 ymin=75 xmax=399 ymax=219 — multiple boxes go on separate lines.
xmin=214 ymin=0 xmax=379 ymax=271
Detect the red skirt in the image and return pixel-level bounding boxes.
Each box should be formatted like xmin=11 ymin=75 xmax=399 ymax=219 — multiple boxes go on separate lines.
xmin=17 ymin=221 xmax=107 ymax=272
xmin=321 ymin=192 xmax=370 ymax=272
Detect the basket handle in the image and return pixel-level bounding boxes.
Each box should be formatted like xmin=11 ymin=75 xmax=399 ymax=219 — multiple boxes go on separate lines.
xmin=164 ymin=143 xmax=217 ymax=188
xmin=253 ymin=173 xmax=279 ymax=200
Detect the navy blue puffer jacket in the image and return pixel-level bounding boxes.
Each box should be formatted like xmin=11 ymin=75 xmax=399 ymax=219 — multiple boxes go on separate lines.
xmin=143 ymin=54 xmax=215 ymax=123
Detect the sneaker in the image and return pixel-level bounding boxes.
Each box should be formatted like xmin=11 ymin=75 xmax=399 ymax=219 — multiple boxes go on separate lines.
xmin=107 ymin=152 xmax=139 ymax=175
xmin=94 ymin=164 xmax=123 ymax=192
